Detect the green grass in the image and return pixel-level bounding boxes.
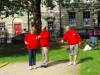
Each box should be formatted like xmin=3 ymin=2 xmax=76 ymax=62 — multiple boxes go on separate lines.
xmin=78 ymin=49 xmax=100 ymax=75
xmin=0 ymin=42 xmax=68 ymax=63
xmin=0 ymin=44 xmax=28 ymax=62
xmin=0 ymin=42 xmax=100 ymax=75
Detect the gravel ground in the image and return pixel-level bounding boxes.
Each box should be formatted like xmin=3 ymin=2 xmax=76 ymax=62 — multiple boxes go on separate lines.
xmin=0 ymin=61 xmax=80 ymax=75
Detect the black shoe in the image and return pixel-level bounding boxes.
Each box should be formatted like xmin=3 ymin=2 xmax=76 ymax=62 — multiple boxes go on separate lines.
xmin=39 ymin=65 xmax=48 ymax=68
xmin=43 ymin=65 xmax=48 ymax=68
xmin=39 ymin=65 xmax=44 ymax=68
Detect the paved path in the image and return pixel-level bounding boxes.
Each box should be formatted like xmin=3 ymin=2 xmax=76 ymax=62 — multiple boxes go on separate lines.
xmin=0 ymin=61 xmax=80 ymax=75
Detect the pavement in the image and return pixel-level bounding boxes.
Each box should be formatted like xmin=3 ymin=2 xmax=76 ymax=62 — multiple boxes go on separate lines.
xmin=0 ymin=61 xmax=80 ymax=75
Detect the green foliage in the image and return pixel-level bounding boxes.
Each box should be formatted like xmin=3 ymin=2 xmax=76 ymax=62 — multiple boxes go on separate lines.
xmin=0 ymin=0 xmax=28 ymax=17
xmin=0 ymin=0 xmax=100 ymax=17
xmin=43 ymin=0 xmax=56 ymax=9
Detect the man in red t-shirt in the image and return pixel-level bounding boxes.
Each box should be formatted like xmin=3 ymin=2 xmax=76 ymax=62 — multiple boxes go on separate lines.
xmin=38 ymin=26 xmax=50 ymax=68
xmin=61 ymin=26 xmax=81 ymax=66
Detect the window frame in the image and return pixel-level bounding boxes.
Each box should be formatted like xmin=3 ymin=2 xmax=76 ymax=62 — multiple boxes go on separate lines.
xmin=70 ymin=0 xmax=74 ymax=3
xmin=48 ymin=21 xmax=54 ymax=31
xmin=0 ymin=23 xmax=5 ymax=31
xmin=68 ymin=12 xmax=76 ymax=27
xmin=82 ymin=0 xmax=91 ymax=3
xmin=83 ymin=11 xmax=90 ymax=26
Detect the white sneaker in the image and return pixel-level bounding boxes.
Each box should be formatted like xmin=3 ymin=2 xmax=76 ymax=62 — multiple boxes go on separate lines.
xmin=68 ymin=62 xmax=73 ymax=66
xmin=73 ymin=62 xmax=76 ymax=66
xmin=29 ymin=66 xmax=32 ymax=70
xmin=33 ymin=65 xmax=36 ymax=69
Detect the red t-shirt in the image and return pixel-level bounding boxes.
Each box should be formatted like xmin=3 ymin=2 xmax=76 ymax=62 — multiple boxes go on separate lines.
xmin=40 ymin=30 xmax=50 ymax=47
xmin=24 ymin=33 xmax=38 ymax=50
xmin=62 ymin=29 xmax=81 ymax=45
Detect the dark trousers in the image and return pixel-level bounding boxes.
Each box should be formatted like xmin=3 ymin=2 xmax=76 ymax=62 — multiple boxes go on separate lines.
xmin=28 ymin=50 xmax=37 ymax=66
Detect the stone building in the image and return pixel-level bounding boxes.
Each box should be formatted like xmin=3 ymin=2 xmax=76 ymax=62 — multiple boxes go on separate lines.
xmin=41 ymin=0 xmax=100 ymax=39
xmin=0 ymin=0 xmax=100 ymax=41
xmin=0 ymin=12 xmax=33 ymax=38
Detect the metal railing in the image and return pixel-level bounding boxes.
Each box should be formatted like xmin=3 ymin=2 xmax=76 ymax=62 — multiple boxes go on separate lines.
xmin=49 ymin=29 xmax=61 ymax=41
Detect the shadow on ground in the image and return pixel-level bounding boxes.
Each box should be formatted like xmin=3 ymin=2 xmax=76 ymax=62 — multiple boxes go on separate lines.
xmin=48 ymin=59 xmax=69 ymax=67
xmin=0 ymin=42 xmax=68 ymax=57
xmin=78 ymin=57 xmax=93 ymax=64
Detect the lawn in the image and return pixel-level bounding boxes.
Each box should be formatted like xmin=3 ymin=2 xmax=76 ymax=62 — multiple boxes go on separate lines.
xmin=0 ymin=41 xmax=100 ymax=75
xmin=0 ymin=42 xmax=68 ymax=63
xmin=78 ymin=49 xmax=100 ymax=75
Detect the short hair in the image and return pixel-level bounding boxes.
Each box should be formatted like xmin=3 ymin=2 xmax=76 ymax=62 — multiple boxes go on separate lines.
xmin=66 ymin=26 xmax=70 ymax=28
xmin=42 ymin=25 xmax=46 ymax=30
xmin=29 ymin=27 xmax=37 ymax=32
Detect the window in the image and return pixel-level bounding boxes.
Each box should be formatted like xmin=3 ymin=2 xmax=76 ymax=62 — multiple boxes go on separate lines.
xmin=83 ymin=12 xmax=90 ymax=26
xmin=70 ymin=0 xmax=74 ymax=3
xmin=48 ymin=22 xmax=54 ymax=31
xmin=68 ymin=12 xmax=76 ymax=26
xmin=0 ymin=23 xmax=5 ymax=31
xmin=83 ymin=0 xmax=90 ymax=3
xmin=47 ymin=7 xmax=53 ymax=11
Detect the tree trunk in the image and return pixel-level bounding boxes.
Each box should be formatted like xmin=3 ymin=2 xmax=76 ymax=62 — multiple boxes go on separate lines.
xmin=32 ymin=0 xmax=42 ymax=34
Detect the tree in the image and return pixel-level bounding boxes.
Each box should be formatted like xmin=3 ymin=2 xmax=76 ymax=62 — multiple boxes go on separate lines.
xmin=0 ymin=0 xmax=55 ymax=34
xmin=0 ymin=0 xmax=42 ymax=34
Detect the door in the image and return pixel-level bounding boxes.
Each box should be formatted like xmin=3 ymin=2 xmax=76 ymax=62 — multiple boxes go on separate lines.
xmin=14 ymin=24 xmax=22 ymax=36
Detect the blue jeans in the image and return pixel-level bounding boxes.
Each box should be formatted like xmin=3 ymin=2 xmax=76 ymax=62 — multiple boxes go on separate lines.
xmin=28 ymin=50 xmax=37 ymax=66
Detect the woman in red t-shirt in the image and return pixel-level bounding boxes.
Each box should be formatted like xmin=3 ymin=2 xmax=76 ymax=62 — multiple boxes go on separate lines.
xmin=24 ymin=27 xmax=39 ymax=70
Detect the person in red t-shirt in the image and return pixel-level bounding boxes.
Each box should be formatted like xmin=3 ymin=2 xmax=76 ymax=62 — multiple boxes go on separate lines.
xmin=24 ymin=27 xmax=39 ymax=70
xmin=61 ymin=26 xmax=81 ymax=66
xmin=38 ymin=26 xmax=50 ymax=68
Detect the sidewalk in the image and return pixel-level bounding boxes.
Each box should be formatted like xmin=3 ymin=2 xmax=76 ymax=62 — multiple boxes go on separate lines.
xmin=0 ymin=61 xmax=80 ymax=75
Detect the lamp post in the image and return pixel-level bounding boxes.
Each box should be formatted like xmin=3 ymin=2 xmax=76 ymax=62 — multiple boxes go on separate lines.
xmin=57 ymin=0 xmax=62 ymax=37
xmin=27 ymin=10 xmax=30 ymax=32
xmin=59 ymin=3 xmax=62 ymax=37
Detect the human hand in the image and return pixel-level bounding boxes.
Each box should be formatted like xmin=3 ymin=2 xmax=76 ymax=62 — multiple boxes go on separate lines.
xmin=25 ymin=42 xmax=28 ymax=45
xmin=38 ymin=35 xmax=41 ymax=38
xmin=36 ymin=36 xmax=41 ymax=39
xmin=78 ymin=42 xmax=81 ymax=45
xmin=61 ymin=40 xmax=64 ymax=43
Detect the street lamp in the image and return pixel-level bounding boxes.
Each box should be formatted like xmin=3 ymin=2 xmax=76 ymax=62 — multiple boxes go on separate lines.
xmin=59 ymin=3 xmax=62 ymax=37
xmin=56 ymin=0 xmax=62 ymax=37
xmin=27 ymin=10 xmax=30 ymax=32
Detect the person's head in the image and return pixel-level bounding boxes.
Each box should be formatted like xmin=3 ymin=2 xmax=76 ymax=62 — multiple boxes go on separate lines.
xmin=29 ymin=27 xmax=36 ymax=34
xmin=41 ymin=25 xmax=46 ymax=31
xmin=65 ymin=26 xmax=70 ymax=32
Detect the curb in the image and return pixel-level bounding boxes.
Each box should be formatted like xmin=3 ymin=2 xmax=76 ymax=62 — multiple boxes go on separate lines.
xmin=0 ymin=62 xmax=9 ymax=68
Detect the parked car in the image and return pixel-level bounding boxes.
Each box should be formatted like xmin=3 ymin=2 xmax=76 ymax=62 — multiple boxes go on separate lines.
xmin=11 ymin=33 xmax=28 ymax=43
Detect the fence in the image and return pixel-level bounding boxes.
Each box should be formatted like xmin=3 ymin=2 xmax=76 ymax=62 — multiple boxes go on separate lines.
xmin=49 ymin=29 xmax=61 ymax=41
xmin=0 ymin=31 xmax=14 ymax=46
xmin=0 ymin=31 xmax=7 ymax=46
xmin=76 ymin=29 xmax=100 ymax=39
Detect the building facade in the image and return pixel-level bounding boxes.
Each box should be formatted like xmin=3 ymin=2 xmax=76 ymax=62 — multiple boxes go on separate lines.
xmin=0 ymin=12 xmax=33 ymax=38
xmin=41 ymin=0 xmax=100 ymax=39
xmin=0 ymin=0 xmax=100 ymax=41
